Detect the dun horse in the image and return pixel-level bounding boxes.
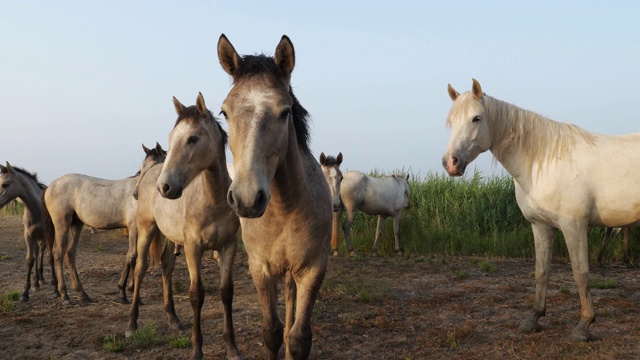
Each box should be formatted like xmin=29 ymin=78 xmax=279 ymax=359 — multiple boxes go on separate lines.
xmin=442 ymin=78 xmax=640 ymax=341
xmin=0 ymin=162 xmax=52 ymax=301
xmin=319 ymin=152 xmax=344 ymax=256
xmin=43 ymin=144 xmax=166 ymax=304
xmin=339 ymin=171 xmax=411 ymax=256
xmin=127 ymin=94 xmax=241 ymax=360
xmin=218 ymin=34 xmax=332 ymax=359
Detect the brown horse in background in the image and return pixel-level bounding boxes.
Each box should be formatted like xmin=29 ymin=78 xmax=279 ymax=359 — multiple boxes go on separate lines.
xmin=218 ymin=34 xmax=332 ymax=360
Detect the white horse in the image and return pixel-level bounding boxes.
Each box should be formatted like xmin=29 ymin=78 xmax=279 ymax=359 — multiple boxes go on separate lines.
xmin=338 ymin=171 xmax=411 ymax=256
xmin=442 ymin=78 xmax=640 ymax=341
xmin=319 ymin=152 xmax=344 ymax=255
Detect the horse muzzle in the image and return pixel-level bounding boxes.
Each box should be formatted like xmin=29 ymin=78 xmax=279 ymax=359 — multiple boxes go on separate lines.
xmin=442 ymin=154 xmax=466 ymax=177
xmin=227 ymin=188 xmax=269 ymax=218
xmin=157 ymin=182 xmax=183 ymax=200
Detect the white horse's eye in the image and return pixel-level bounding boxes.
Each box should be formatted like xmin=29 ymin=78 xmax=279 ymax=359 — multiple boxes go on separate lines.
xmin=472 ymin=116 xmax=482 ymax=123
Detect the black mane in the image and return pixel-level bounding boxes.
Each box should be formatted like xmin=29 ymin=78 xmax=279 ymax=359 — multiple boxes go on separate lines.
xmin=174 ymin=106 xmax=228 ymax=147
xmin=13 ymin=166 xmax=46 ymax=189
xmin=232 ymin=54 xmax=312 ymax=154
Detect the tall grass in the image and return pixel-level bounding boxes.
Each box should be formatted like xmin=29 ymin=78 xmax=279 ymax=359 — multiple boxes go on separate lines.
xmin=337 ymin=169 xmax=637 ymax=261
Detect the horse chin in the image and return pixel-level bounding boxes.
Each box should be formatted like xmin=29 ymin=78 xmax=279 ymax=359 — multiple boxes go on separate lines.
xmin=233 ymin=206 xmax=266 ymax=219
xmin=161 ymin=188 xmax=183 ymax=200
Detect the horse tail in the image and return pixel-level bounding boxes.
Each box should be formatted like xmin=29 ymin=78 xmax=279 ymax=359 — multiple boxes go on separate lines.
xmin=41 ymin=190 xmax=55 ymax=253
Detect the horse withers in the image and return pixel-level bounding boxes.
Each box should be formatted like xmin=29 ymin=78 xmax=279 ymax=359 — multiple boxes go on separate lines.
xmin=0 ymin=162 xmax=53 ymax=302
xmin=218 ymin=34 xmax=332 ymax=360
xmin=127 ymin=93 xmax=241 ymax=360
xmin=441 ymin=78 xmax=640 ymax=341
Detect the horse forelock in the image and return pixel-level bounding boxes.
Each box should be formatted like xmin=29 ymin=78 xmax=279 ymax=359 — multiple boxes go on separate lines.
xmin=482 ymin=95 xmax=596 ymax=173
xmin=174 ymin=106 xmax=228 ymax=147
xmin=321 ymin=156 xmax=341 ymax=167
xmin=11 ymin=166 xmax=46 ymax=189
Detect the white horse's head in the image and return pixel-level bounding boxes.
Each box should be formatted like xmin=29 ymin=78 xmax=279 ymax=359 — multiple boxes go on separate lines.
xmin=442 ymin=79 xmax=492 ymax=176
xmin=319 ymin=152 xmax=343 ymax=212
xmin=397 ymin=173 xmax=411 ymax=209
xmin=133 ymin=142 xmax=167 ymax=200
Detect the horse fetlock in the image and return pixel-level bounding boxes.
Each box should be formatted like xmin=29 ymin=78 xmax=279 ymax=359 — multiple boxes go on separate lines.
xmin=19 ymin=294 xmax=29 ymax=302
xmin=519 ymin=318 xmax=542 ymax=333
xmin=571 ymin=323 xmax=593 ymax=342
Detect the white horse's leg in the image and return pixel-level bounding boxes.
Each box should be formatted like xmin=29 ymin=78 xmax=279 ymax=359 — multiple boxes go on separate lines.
xmin=53 ymin=220 xmax=71 ymax=303
xmin=563 ymin=224 xmax=595 ymax=341
xmin=159 ymin=238 xmax=181 ymax=331
xmin=286 ymin=262 xmax=327 ymax=360
xmin=183 ymin=244 xmax=208 ymax=360
xmin=66 ymin=221 xmax=91 ymax=303
xmin=218 ymin=238 xmax=242 ymax=359
xmin=371 ymin=215 xmax=387 ymax=255
xmin=520 ymin=223 xmax=555 ymax=333
xmin=392 ymin=211 xmax=402 ymax=254
xmin=342 ymin=207 xmax=357 ymax=256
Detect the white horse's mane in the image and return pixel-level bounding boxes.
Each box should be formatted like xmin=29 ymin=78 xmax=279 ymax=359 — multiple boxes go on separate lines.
xmin=448 ymin=92 xmax=597 ymax=174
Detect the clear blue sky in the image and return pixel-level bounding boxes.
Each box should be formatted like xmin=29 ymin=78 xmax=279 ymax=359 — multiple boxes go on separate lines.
xmin=1 ymin=1 xmax=639 ymax=184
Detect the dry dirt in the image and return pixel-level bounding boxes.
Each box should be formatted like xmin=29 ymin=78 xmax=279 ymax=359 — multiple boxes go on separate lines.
xmin=1 ymin=214 xmax=640 ymax=360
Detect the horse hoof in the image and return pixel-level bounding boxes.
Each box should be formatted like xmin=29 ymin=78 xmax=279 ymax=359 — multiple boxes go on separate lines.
xmin=332 ymin=251 xmax=339 ymax=257
xmin=571 ymin=328 xmax=593 ymax=342
xmin=19 ymin=295 xmax=29 ymax=302
xmin=169 ymin=320 xmax=182 ymax=331
xmin=80 ymin=294 xmax=93 ymax=303
xmin=125 ymin=330 xmax=134 ymax=339
xmin=118 ymin=297 xmax=130 ymax=304
xmin=349 ymin=251 xmax=356 ymax=257
xmin=519 ymin=320 xmax=542 ymax=333
xmin=63 ymin=299 xmax=73 ymax=306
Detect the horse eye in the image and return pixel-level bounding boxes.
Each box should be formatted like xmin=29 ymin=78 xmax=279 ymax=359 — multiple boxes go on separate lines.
xmin=219 ymin=110 xmax=228 ymax=119
xmin=280 ymin=109 xmax=291 ymax=120
xmin=472 ymin=116 xmax=481 ymax=123
xmin=187 ymin=136 xmax=199 ymax=145
xmin=1 ymin=183 xmax=9 ymax=189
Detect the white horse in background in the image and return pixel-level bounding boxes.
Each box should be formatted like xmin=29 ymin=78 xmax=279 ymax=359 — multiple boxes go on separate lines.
xmin=338 ymin=171 xmax=411 ymax=256
xmin=442 ymin=78 xmax=640 ymax=341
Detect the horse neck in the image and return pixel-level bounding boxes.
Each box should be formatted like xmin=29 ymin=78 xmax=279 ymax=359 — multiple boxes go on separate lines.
xmin=15 ymin=175 xmax=44 ymax=223
xmin=200 ymin=149 xmax=232 ymax=203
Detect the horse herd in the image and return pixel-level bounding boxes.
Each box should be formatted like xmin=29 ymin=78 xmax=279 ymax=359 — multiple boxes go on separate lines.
xmin=0 ymin=34 xmax=638 ymax=359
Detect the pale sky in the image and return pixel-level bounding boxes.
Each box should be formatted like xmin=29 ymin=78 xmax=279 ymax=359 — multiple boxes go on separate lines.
xmin=1 ymin=1 xmax=639 ymax=184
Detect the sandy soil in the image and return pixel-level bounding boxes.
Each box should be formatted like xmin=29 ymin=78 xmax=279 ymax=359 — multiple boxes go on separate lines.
xmin=1 ymin=214 xmax=639 ymax=360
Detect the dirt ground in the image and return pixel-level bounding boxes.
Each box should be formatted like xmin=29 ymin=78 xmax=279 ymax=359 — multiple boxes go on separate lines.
xmin=1 ymin=214 xmax=639 ymax=360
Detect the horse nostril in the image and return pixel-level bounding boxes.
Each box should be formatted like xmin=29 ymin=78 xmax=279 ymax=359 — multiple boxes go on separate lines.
xmin=255 ymin=189 xmax=266 ymax=209
xmin=227 ymin=190 xmax=235 ymax=207
xmin=452 ymin=156 xmax=460 ymax=166
xmin=162 ymin=183 xmax=170 ymax=194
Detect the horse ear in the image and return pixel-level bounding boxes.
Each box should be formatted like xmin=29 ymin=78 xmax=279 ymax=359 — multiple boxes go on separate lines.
xmin=155 ymin=142 xmax=165 ymax=155
xmin=275 ymin=35 xmax=295 ymax=75
xmin=142 ymin=143 xmax=151 ymax=155
xmin=173 ymin=96 xmax=186 ymax=116
xmin=217 ymin=34 xmax=241 ymax=76
xmin=0 ymin=163 xmax=6 ymax=173
xmin=336 ymin=152 xmax=343 ymax=166
xmin=406 ymin=173 xmax=410 ymax=181
xmin=196 ymin=92 xmax=207 ymax=117
xmin=471 ymin=78 xmax=483 ymax=100
xmin=447 ymin=84 xmax=459 ymax=101
xmin=319 ymin=152 xmax=326 ymax=165
xmin=5 ymin=162 xmax=14 ymax=174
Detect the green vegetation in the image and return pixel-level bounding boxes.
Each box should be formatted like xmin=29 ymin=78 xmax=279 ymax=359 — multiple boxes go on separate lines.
xmin=1 ymin=291 xmax=20 ymax=313
xmin=128 ymin=323 xmax=165 ymax=348
xmin=0 ymin=254 xmax=12 ymax=261
xmin=589 ymin=277 xmax=617 ymax=289
xmin=334 ymin=169 xmax=638 ymax=262
xmin=103 ymin=334 xmax=125 ymax=353
xmin=169 ymin=335 xmax=191 ymax=349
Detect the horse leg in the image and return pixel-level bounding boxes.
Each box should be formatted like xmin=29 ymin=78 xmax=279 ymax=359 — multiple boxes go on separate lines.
xmin=284 ymin=270 xmax=297 ymax=353
xmin=371 ymin=215 xmax=387 ymax=256
xmin=36 ymin=239 xmax=46 ymax=287
xmin=622 ymin=228 xmax=634 ymax=268
xmin=342 ymin=208 xmax=357 ymax=256
xmin=520 ymin=223 xmax=556 ymax=333
xmin=183 ymin=244 xmax=207 ymax=360
xmin=160 ymin=238 xmax=181 ymax=331
xmin=597 ymin=227 xmax=614 ymax=266
xmin=563 ymin=224 xmax=595 ymax=341
xmin=117 ymin=226 xmax=137 ymax=304
xmin=218 ymin=239 xmax=242 ymax=359
xmin=286 ymin=263 xmax=327 ymax=360
xmin=53 ymin=220 xmax=71 ymax=303
xmin=126 ymin=224 xmax=156 ymax=337
xmin=66 ymin=221 xmax=91 ymax=303
xmin=250 ymin=268 xmax=282 ymax=360
xmin=20 ymin=231 xmax=35 ymax=302
xmin=331 ymin=208 xmax=342 ymax=256
xmin=392 ymin=211 xmax=402 ymax=254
